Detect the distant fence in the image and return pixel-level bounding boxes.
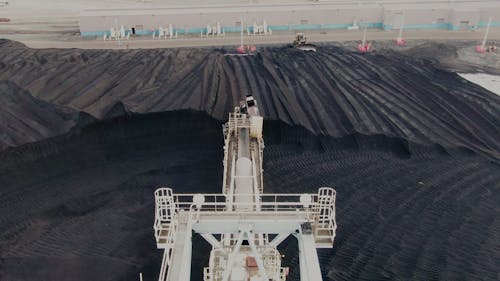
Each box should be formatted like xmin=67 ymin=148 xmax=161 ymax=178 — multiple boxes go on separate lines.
xmin=81 ymin=20 xmax=500 ymax=37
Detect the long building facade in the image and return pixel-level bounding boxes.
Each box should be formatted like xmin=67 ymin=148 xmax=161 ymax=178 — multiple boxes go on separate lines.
xmin=79 ymin=0 xmax=500 ymax=36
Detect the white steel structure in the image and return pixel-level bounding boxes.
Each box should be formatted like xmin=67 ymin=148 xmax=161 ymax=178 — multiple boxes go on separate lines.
xmin=153 ymin=95 xmax=337 ymax=281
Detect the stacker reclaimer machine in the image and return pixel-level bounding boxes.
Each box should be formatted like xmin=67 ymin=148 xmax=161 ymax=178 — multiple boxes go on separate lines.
xmin=152 ymin=95 xmax=337 ymax=281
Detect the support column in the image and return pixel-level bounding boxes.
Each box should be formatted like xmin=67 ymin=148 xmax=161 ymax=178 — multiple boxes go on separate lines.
xmin=295 ymin=223 xmax=323 ymax=281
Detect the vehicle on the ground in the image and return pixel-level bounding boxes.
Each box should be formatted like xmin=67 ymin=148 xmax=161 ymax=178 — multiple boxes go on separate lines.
xmin=293 ymin=33 xmax=317 ymax=52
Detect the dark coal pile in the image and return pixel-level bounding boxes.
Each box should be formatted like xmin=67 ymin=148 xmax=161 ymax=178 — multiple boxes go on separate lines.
xmin=0 ymin=39 xmax=499 ymax=281
xmin=1 ymin=39 xmax=498 ymax=159
xmin=263 ymin=125 xmax=499 ymax=281
xmin=0 ymin=81 xmax=89 ymax=150
xmin=0 ymin=111 xmax=224 ymax=281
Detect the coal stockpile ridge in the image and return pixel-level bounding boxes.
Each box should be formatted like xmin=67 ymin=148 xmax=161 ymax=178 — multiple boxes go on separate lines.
xmin=0 ymin=40 xmax=499 ymax=159
xmin=0 ymin=80 xmax=85 ymax=150
xmin=0 ymin=111 xmax=498 ymax=281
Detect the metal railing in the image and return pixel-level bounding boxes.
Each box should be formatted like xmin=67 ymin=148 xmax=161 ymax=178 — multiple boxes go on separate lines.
xmin=153 ymin=189 xmax=337 ymax=245
xmin=154 ymin=189 xmax=336 ymax=229
xmin=226 ymin=113 xmax=251 ymax=140
xmin=154 ymin=189 xmax=336 ymax=230
xmin=154 ymin=188 xmax=176 ymax=244
xmin=172 ymin=193 xmax=320 ymax=215
xmin=154 ymin=187 xmax=336 ymax=281
xmin=313 ymin=187 xmax=337 ymax=246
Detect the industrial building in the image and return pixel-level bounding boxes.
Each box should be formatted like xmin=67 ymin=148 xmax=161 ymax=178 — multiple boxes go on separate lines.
xmin=79 ymin=1 xmax=500 ymax=36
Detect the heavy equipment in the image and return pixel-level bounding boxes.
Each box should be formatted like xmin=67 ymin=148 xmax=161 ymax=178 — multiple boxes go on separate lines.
xmin=151 ymin=95 xmax=337 ymax=281
xmin=293 ymin=33 xmax=317 ymax=52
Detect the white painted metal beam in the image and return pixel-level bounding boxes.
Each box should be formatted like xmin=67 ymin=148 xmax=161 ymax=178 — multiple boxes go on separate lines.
xmin=269 ymin=233 xmax=290 ymax=247
xmin=166 ymin=212 xmax=193 ymax=281
xmin=296 ymin=233 xmax=323 ymax=281
xmin=158 ymin=250 xmax=169 ymax=281
xmin=192 ymin=219 xmax=301 ymax=234
xmin=200 ymin=233 xmax=222 ymax=248
xmin=222 ymin=229 xmax=246 ymax=281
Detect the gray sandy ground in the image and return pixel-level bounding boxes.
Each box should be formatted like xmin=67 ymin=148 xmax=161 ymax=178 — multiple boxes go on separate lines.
xmin=0 ymin=39 xmax=499 ymax=281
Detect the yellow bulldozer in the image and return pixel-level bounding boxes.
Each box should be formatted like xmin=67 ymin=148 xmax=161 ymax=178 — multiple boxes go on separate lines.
xmin=293 ymin=33 xmax=317 ymax=52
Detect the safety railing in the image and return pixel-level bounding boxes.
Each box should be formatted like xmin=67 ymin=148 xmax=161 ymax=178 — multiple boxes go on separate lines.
xmin=172 ymin=193 xmax=320 ymax=215
xmin=154 ymin=188 xmax=177 ymax=281
xmin=313 ymin=187 xmax=337 ymax=247
xmin=154 ymin=188 xmax=337 ymax=249
xmin=227 ymin=112 xmax=251 ymax=131
xmin=154 ymin=188 xmax=176 ymax=245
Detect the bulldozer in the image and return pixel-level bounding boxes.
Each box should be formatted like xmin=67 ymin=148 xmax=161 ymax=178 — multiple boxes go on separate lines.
xmin=293 ymin=33 xmax=317 ymax=52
